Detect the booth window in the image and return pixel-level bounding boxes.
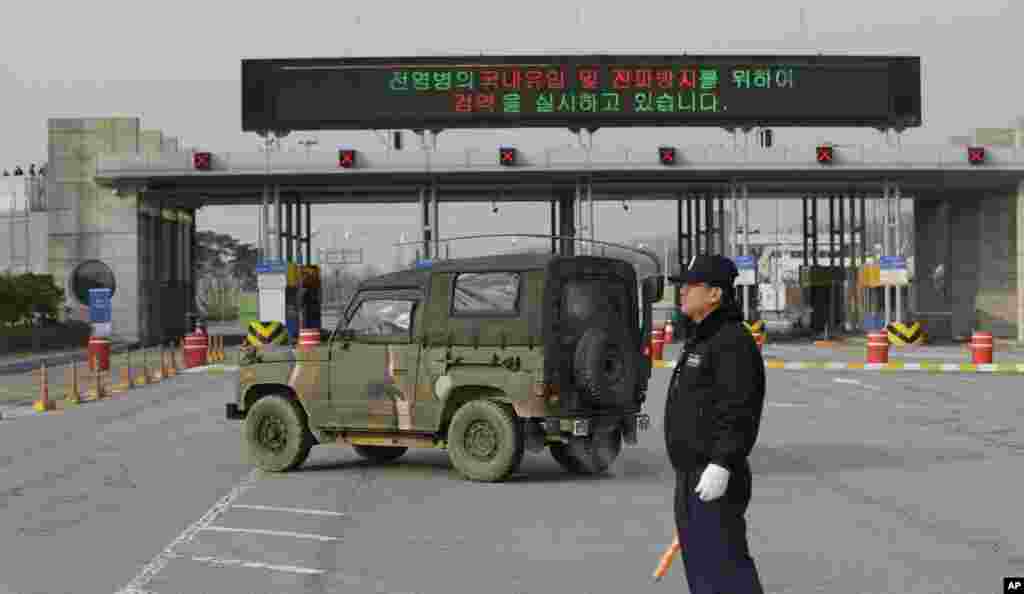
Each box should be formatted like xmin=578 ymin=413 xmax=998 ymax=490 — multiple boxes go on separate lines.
xmin=71 ymin=260 xmax=116 ymax=305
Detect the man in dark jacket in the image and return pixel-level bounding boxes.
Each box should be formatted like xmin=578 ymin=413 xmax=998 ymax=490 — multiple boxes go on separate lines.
xmin=664 ymin=254 xmax=766 ymax=593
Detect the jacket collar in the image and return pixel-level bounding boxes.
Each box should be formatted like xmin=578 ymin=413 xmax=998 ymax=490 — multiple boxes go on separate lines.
xmin=687 ymin=302 xmax=743 ymax=344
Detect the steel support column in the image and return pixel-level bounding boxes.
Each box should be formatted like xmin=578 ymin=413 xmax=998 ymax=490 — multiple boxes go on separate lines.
xmin=420 ymin=187 xmax=430 ymax=259
xmin=894 ymin=182 xmax=903 ymax=323
xmin=305 ymin=202 xmax=312 ymax=265
xmin=883 ymin=182 xmax=891 ymax=325
xmin=558 ymin=191 xmax=575 ymax=256
xmin=550 ymin=199 xmax=558 ymax=255
xmin=286 ymin=194 xmax=294 ymax=262
xmin=432 ymin=183 xmax=440 ymax=258
xmin=741 ymin=184 xmax=750 ymax=321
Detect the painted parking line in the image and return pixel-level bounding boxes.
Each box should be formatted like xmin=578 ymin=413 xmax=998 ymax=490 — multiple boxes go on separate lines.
xmin=199 ymin=525 xmax=341 ymax=542
xmin=167 ymin=552 xmax=325 ymax=576
xmin=230 ymin=503 xmax=347 ymax=517
xmin=114 ymin=469 xmax=260 ymax=594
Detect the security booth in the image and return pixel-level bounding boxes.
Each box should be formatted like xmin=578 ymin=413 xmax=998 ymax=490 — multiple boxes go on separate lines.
xmin=800 ymin=265 xmax=844 ymax=335
xmin=256 ymin=259 xmax=288 ymax=336
xmin=287 ymin=264 xmax=322 ymax=337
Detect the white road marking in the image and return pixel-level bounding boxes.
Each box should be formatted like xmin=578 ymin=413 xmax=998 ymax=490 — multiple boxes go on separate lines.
xmin=200 ymin=525 xmax=341 ymax=542
xmin=231 ymin=503 xmax=347 ymax=517
xmin=115 ymin=469 xmax=260 ymax=594
xmin=833 ymin=377 xmax=881 ymax=391
xmin=170 ymin=552 xmax=325 ymax=575
xmin=766 ymin=402 xmax=808 ymax=408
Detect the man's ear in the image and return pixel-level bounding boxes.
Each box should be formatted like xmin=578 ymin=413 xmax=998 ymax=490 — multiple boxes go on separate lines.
xmin=709 ymin=286 xmax=723 ymax=305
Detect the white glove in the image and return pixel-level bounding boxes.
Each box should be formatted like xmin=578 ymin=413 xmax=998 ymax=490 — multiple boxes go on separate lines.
xmin=694 ymin=463 xmax=730 ymax=502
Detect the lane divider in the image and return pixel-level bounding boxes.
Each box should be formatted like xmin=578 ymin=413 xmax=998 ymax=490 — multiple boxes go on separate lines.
xmin=652 ymin=359 xmax=1024 ymax=373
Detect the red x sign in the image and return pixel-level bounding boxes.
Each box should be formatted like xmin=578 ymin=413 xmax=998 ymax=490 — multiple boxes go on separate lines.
xmin=338 ymin=149 xmax=355 ymax=168
xmin=816 ymin=145 xmax=834 ymax=164
xmin=192 ymin=151 xmax=211 ymax=170
xmin=659 ymin=147 xmax=676 ymax=165
xmin=499 ymin=147 xmax=516 ymax=166
xmin=967 ymin=146 xmax=985 ymax=165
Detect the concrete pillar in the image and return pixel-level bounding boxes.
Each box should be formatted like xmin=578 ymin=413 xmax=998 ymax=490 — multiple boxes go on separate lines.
xmin=47 ymin=117 xmax=141 ymax=338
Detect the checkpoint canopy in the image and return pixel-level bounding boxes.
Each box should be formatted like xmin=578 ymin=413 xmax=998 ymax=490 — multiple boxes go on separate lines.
xmin=241 ymin=54 xmax=921 ymax=133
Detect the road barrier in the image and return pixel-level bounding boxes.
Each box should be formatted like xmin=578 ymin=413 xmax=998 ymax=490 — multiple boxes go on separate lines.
xmin=886 ymin=321 xmax=926 ymax=345
xmin=969 ymin=331 xmax=993 ymax=364
xmin=743 ymin=320 xmax=766 ymax=350
xmin=867 ymin=331 xmax=890 ymax=363
xmin=247 ymin=321 xmax=287 ymax=347
xmin=3 ymin=338 xmax=238 ymax=417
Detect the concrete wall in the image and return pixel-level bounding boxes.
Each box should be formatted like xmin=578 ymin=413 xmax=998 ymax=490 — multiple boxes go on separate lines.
xmin=47 ymin=117 xmax=141 ymax=340
xmin=915 ymin=190 xmax=1020 ymax=340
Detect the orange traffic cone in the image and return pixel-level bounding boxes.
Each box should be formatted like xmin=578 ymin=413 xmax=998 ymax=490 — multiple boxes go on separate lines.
xmin=652 ymin=532 xmax=682 ymax=583
xmin=93 ymin=362 xmax=105 ymax=400
xmin=33 ymin=361 xmax=55 ymax=412
xmin=67 ymin=359 xmax=81 ymax=404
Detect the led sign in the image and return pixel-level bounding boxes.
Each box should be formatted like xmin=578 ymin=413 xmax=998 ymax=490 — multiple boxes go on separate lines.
xmin=242 ymin=54 xmax=921 ymax=133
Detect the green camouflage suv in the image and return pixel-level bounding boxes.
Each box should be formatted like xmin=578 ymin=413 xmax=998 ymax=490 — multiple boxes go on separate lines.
xmin=228 ymin=251 xmax=663 ymax=482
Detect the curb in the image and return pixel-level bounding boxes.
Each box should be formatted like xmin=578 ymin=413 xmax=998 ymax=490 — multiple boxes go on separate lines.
xmin=653 ymin=359 xmax=1024 ymax=373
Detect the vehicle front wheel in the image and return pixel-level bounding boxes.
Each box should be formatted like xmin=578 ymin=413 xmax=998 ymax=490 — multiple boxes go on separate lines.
xmin=352 ymin=444 xmax=408 ymax=463
xmin=243 ymin=395 xmax=315 ymax=472
xmin=447 ymin=400 xmax=524 ymax=482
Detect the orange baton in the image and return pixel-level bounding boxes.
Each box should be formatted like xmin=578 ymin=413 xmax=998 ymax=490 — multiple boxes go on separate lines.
xmin=652 ymin=531 xmax=682 ymax=582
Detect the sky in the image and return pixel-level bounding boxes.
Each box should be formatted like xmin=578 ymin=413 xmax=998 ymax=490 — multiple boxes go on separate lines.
xmin=1 ymin=0 xmax=1020 ymax=272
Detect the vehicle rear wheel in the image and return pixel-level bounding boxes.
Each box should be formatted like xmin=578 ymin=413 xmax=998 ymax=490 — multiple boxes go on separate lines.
xmin=352 ymin=444 xmax=408 ymax=463
xmin=549 ymin=442 xmax=584 ymax=473
xmin=244 ymin=395 xmax=315 ymax=472
xmin=447 ymin=400 xmax=524 ymax=482
xmin=563 ymin=428 xmax=623 ymax=475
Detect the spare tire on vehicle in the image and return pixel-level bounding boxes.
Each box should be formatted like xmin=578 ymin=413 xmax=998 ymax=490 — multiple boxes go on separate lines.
xmin=573 ymin=326 xmax=637 ymax=409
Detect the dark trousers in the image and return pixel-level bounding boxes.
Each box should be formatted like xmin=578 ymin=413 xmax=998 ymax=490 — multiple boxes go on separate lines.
xmin=674 ymin=463 xmax=764 ymax=594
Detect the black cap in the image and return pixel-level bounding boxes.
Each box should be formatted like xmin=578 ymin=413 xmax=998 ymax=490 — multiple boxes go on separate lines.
xmin=668 ymin=254 xmax=738 ymax=288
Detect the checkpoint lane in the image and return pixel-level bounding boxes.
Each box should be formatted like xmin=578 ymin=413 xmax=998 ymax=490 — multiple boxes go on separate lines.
xmin=0 ymin=369 xmax=252 ymax=594
xmin=112 ymin=365 xmax=1023 ymax=594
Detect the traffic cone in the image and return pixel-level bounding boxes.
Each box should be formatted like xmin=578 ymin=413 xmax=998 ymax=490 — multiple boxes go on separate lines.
xmin=67 ymin=359 xmax=81 ymax=404
xmin=125 ymin=350 xmax=134 ymax=390
xmin=93 ymin=362 xmax=105 ymax=399
xmin=33 ymin=361 xmax=55 ymax=412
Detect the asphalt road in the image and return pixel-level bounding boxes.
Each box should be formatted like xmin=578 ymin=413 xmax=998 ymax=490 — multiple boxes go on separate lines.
xmin=0 ymin=363 xmax=1021 ymax=594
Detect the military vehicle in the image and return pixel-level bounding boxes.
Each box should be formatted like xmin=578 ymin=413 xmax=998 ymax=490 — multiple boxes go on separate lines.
xmin=227 ymin=239 xmax=664 ymax=482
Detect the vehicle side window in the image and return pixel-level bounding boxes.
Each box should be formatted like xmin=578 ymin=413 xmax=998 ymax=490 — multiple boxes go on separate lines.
xmin=451 ymin=272 xmax=519 ymax=315
xmin=345 ymin=299 xmax=414 ymax=339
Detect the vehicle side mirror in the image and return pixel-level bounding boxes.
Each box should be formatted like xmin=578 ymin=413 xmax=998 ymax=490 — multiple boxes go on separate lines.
xmin=642 ymin=276 xmax=664 ymax=303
